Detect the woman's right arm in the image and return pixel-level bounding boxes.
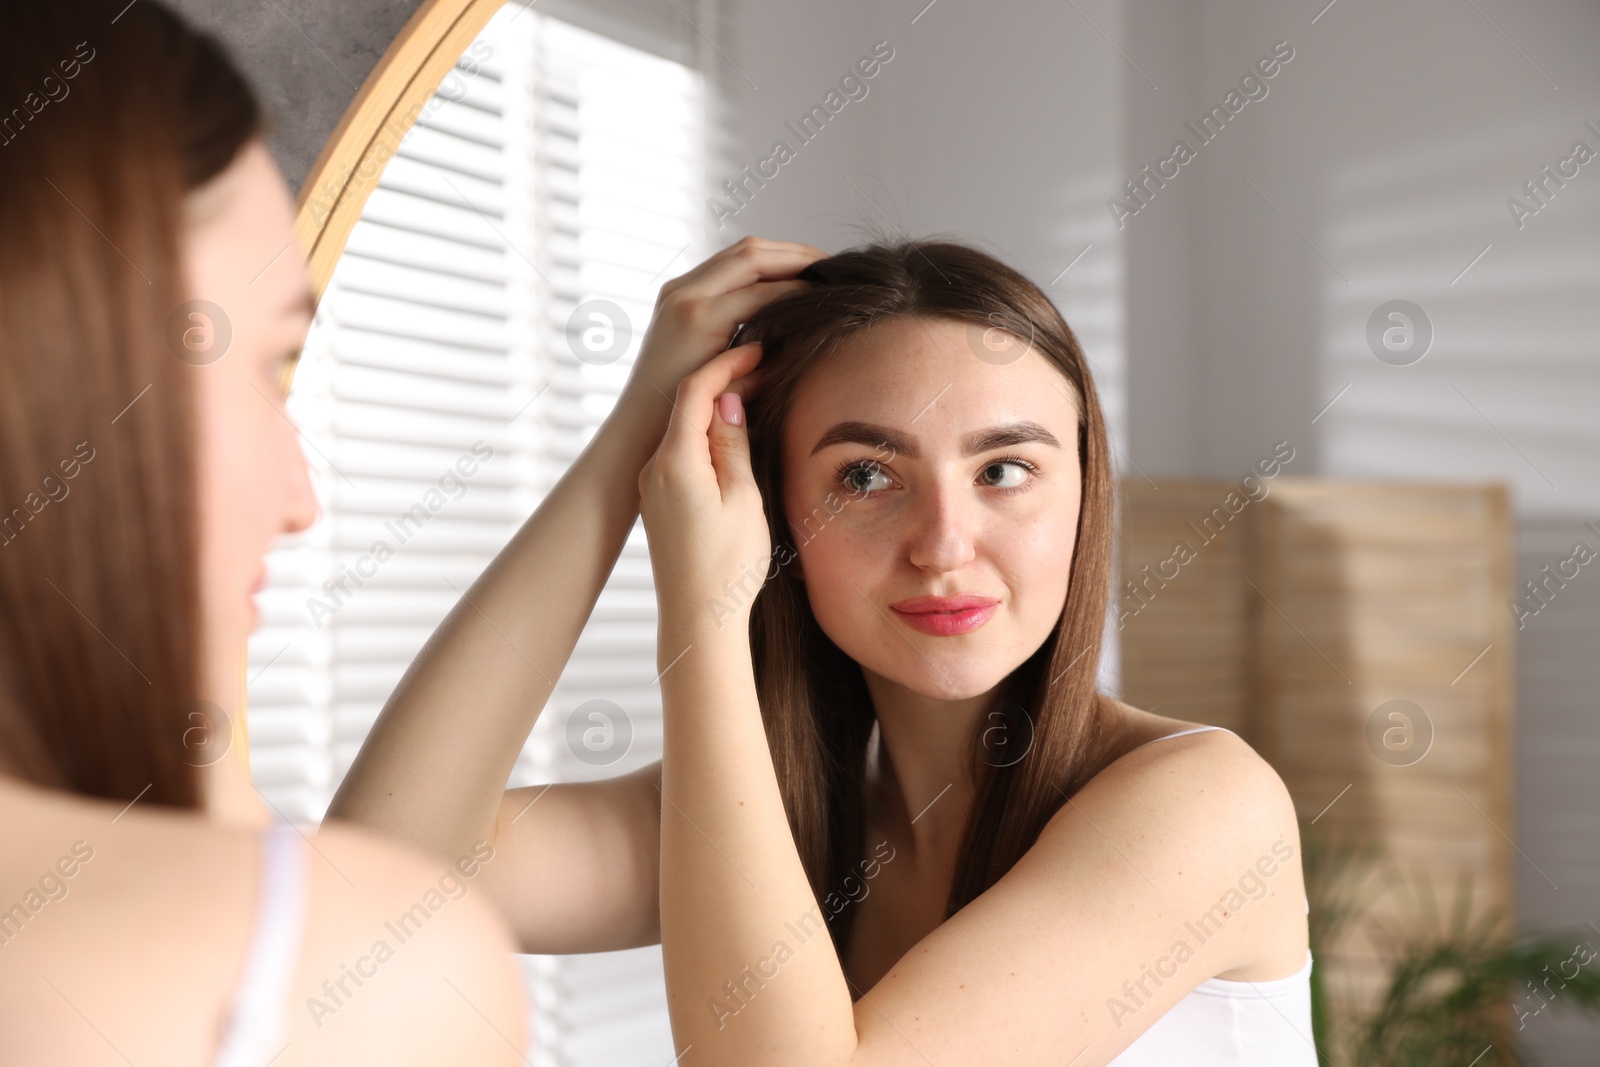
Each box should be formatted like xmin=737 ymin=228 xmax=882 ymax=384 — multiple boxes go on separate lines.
xmin=323 ymin=237 xmax=825 ymax=952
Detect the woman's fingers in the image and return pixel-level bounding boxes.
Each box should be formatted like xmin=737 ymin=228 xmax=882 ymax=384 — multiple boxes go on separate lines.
xmin=656 ymin=238 xmax=803 ymax=295
xmin=659 ymin=238 xmax=827 ymax=303
xmin=629 ymin=237 xmax=822 ymax=403
xmin=703 ymin=278 xmax=812 ymax=331
xmin=661 ymin=343 xmax=763 ymax=450
xmin=686 ymin=247 xmax=825 ymax=298
xmin=685 ymin=236 xmax=827 ymax=279
xmin=725 ymin=365 xmax=765 ymax=400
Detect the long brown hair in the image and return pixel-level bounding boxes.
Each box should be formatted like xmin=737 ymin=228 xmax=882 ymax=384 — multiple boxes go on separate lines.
xmin=734 ymin=240 xmax=1116 ymax=961
xmin=0 ymin=1 xmax=261 ymax=808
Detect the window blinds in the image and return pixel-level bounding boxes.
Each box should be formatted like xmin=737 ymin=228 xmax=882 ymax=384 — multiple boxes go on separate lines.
xmin=246 ymin=6 xmax=712 ymax=1063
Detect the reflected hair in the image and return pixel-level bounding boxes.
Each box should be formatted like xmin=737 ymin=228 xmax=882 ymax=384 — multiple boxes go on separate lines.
xmin=0 ymin=1 xmax=261 ymax=808
xmin=733 ymin=239 xmax=1116 ymax=968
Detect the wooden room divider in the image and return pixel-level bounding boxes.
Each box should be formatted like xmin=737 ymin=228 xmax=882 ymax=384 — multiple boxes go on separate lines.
xmin=1116 ymin=477 xmax=1515 ymax=1023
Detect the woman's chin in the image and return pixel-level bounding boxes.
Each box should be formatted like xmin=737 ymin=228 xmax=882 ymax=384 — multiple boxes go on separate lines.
xmin=863 ymin=658 xmax=1011 ymax=704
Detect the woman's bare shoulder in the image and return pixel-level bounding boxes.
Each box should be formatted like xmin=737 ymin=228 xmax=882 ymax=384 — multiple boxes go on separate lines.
xmin=1046 ymin=699 xmax=1308 ymax=978
xmin=1088 ymin=698 xmax=1294 ymax=824
xmin=282 ymin=822 xmax=528 ymax=1064
xmin=0 ymin=777 xmax=526 ymax=1066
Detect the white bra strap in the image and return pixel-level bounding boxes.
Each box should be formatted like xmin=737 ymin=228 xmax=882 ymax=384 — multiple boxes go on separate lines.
xmin=1134 ymin=724 xmax=1232 ymax=751
xmin=211 ymin=823 xmax=310 ymax=1067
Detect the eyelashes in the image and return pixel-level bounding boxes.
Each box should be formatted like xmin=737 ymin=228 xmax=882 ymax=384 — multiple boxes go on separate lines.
xmin=832 ymin=454 xmax=1040 ymax=496
xmin=833 ymin=457 xmax=887 ymax=495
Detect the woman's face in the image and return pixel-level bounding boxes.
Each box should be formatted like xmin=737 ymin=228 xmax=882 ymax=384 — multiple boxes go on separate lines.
xmin=184 ymin=139 xmax=319 ymax=698
xmin=780 ymin=315 xmax=1083 ymax=701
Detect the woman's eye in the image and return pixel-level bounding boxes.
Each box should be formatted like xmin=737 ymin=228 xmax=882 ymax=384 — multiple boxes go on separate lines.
xmin=837 ymin=460 xmax=893 ymax=494
xmin=835 ymin=456 xmax=1039 ymax=495
xmin=979 ymin=457 xmax=1037 ymax=490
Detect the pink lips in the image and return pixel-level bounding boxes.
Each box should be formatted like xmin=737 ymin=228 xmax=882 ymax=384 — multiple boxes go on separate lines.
xmin=888 ymin=594 xmax=999 ymax=636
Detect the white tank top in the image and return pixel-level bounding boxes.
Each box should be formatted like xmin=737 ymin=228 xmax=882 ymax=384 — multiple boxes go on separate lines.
xmin=1106 ymin=726 xmax=1320 ymax=1066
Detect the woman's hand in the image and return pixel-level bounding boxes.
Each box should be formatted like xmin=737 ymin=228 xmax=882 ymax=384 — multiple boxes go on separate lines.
xmin=637 ymin=343 xmax=772 ymax=638
xmin=623 ymin=235 xmax=826 ymax=404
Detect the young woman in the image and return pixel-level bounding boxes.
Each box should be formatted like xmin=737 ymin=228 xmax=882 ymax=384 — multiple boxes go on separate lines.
xmin=0 ymin=5 xmax=525 ymax=1064
xmin=333 ymin=237 xmax=1315 ymax=1064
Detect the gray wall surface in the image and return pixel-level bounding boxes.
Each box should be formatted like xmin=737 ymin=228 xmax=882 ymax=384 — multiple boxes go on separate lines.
xmin=168 ymin=0 xmax=426 ymax=194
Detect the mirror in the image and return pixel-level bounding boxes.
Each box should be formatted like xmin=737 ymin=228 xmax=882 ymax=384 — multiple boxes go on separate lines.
xmin=254 ymin=2 xmax=706 ymax=1060
xmin=246 ymin=1 xmax=1600 ymax=1064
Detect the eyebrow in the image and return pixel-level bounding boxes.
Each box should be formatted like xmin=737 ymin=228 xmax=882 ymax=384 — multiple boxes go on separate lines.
xmin=808 ymin=420 xmax=1063 ymax=461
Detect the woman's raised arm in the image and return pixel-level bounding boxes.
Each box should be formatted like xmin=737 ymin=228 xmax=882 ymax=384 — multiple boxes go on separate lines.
xmin=323 ymin=237 xmax=825 ymax=949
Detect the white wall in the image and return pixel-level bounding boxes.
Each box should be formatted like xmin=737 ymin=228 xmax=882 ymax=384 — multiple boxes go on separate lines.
xmin=720 ymin=0 xmax=1130 ymax=688
xmin=717 ymin=0 xmax=1128 ymax=436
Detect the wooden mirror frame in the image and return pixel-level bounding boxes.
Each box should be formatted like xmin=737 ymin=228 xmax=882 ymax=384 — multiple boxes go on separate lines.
xmin=292 ymin=0 xmax=507 ymax=306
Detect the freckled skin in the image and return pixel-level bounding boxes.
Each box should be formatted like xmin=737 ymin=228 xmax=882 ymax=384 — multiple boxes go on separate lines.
xmin=779 ymin=316 xmax=1082 ymax=702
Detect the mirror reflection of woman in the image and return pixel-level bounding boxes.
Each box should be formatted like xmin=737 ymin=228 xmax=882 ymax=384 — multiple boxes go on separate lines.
xmin=337 ymin=227 xmax=1316 ymax=1062
xmin=0 ymin=5 xmax=525 ymax=1064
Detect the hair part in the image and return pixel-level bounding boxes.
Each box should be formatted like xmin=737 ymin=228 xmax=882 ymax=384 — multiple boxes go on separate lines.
xmin=0 ymin=1 xmax=261 ymax=808
xmin=732 ymin=239 xmax=1117 ymax=970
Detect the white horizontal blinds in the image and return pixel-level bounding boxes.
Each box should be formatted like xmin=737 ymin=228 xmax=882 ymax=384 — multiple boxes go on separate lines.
xmin=246 ymin=4 xmax=710 ymax=1064
xmin=249 ymin=6 xmax=535 ymax=829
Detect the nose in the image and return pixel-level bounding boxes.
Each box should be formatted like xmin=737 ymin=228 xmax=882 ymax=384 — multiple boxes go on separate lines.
xmin=281 ymin=421 xmax=320 ymax=535
xmin=905 ymin=471 xmax=977 ymax=574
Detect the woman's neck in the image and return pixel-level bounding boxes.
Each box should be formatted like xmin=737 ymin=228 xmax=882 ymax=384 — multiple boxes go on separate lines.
xmin=200 ymin=642 xmax=273 ymax=827
xmin=862 ymin=672 xmax=1002 ymax=869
